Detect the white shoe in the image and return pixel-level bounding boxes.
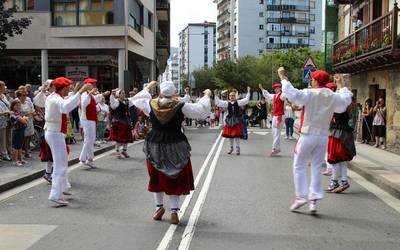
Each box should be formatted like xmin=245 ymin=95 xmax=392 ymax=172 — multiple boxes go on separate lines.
xmin=289 ymin=136 xmax=295 ymax=140
xmin=86 ymin=160 xmax=97 ymax=168
xmin=290 ymin=198 xmax=308 ymax=211
xmin=284 ymin=136 xmax=289 ymax=140
xmin=309 ymin=200 xmax=317 ymax=214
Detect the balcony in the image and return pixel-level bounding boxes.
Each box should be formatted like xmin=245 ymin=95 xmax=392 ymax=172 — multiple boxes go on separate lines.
xmin=267 ymin=5 xmax=309 ymax=11
xmin=156 ymin=0 xmax=170 ymax=21
xmin=267 ymin=17 xmax=309 ymax=24
xmin=217 ymin=9 xmax=230 ymax=20
xmin=217 ymin=32 xmax=230 ymax=42
xmin=156 ymin=31 xmax=169 ymax=47
xmin=266 ymin=43 xmax=308 ymax=49
xmin=217 ymin=0 xmax=230 ymax=9
xmin=217 ymin=45 xmax=230 ymax=53
xmin=217 ymin=21 xmax=230 ymax=31
xmin=333 ymin=6 xmax=400 ymax=73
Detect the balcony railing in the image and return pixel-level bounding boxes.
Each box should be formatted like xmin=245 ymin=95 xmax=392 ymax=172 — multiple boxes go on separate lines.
xmin=267 ymin=30 xmax=310 ymax=37
xmin=267 ymin=17 xmax=309 ymax=24
xmin=217 ymin=32 xmax=230 ymax=42
xmin=217 ymin=9 xmax=230 ymax=19
xmin=266 ymin=43 xmax=308 ymax=49
xmin=217 ymin=45 xmax=230 ymax=53
xmin=267 ymin=5 xmax=309 ymax=11
xmin=156 ymin=0 xmax=169 ymax=9
xmin=217 ymin=0 xmax=230 ymax=9
xmin=217 ymin=21 xmax=230 ymax=31
xmin=156 ymin=32 xmax=169 ymax=47
xmin=333 ymin=7 xmax=399 ymax=68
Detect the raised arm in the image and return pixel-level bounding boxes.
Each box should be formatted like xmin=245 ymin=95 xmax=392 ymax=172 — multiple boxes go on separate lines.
xmin=237 ymin=89 xmax=250 ymax=107
xmin=33 ymin=91 xmax=47 ymax=108
xmin=214 ymin=95 xmax=228 ymax=108
xmin=57 ymin=92 xmax=82 ymax=114
xmin=128 ymin=81 xmax=158 ymax=116
xmin=182 ymin=90 xmax=212 ymax=119
xmin=109 ymin=95 xmax=120 ymax=110
xmin=333 ymin=87 xmax=353 ymax=113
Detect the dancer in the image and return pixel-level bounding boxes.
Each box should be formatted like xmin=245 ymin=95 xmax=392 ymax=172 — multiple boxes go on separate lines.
xmin=79 ymin=78 xmax=110 ymax=168
xmin=109 ymin=89 xmax=134 ymax=158
xmin=325 ymin=81 xmax=356 ymax=193
xmin=215 ymin=87 xmax=250 ymax=155
xmin=44 ymin=77 xmax=90 ymax=206
xmin=259 ymin=83 xmax=285 ymax=156
xmin=278 ymin=68 xmax=352 ymax=214
xmin=129 ymin=80 xmax=211 ymax=225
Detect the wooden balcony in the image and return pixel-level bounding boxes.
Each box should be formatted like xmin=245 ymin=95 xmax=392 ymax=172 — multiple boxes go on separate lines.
xmin=333 ymin=5 xmax=400 ymax=73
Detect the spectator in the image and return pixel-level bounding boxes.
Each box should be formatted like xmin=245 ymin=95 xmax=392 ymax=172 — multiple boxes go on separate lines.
xmin=0 ymin=81 xmax=12 ymax=161
xmin=258 ymin=99 xmax=268 ymax=129
xmin=373 ymin=98 xmax=387 ymax=149
xmin=133 ymin=115 xmax=148 ymax=140
xmin=16 ymin=89 xmax=35 ymax=158
xmin=361 ymin=98 xmax=374 ymax=144
xmin=96 ymin=96 xmax=109 ymax=143
xmin=284 ymin=101 xmax=295 ymax=140
xmin=25 ymin=84 xmax=34 ymax=101
xmin=10 ymin=100 xmax=28 ymax=166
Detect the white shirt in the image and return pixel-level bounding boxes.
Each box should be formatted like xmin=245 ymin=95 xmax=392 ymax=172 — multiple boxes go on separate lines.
xmin=214 ymin=92 xmax=250 ymax=108
xmin=285 ymin=105 xmax=295 ymax=119
xmin=80 ymin=92 xmax=103 ymax=121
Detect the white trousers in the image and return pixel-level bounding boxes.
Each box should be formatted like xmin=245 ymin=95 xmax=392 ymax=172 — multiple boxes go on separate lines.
xmin=272 ymin=116 xmax=283 ymax=151
xmin=79 ymin=120 xmax=96 ymax=162
xmin=332 ymin=162 xmax=348 ymax=181
xmin=45 ymin=131 xmax=71 ymax=200
xmin=293 ymin=134 xmax=328 ymax=200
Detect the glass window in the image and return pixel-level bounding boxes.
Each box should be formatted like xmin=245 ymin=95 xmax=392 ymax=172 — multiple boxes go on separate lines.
xmin=91 ymin=0 xmax=102 ymax=10
xmin=79 ymin=12 xmax=108 ymax=25
xmin=103 ymin=0 xmax=113 ymax=10
xmin=259 ymin=25 xmax=264 ymax=30
xmin=259 ymin=12 xmax=264 ymax=17
xmin=54 ymin=12 xmax=77 ymax=26
xmin=147 ymin=11 xmax=153 ymax=30
xmin=310 ymin=14 xmax=315 ymax=21
xmin=310 ymin=1 xmax=315 ymax=9
xmin=79 ymin=0 xmax=90 ymax=10
xmin=26 ymin=0 xmax=34 ymax=10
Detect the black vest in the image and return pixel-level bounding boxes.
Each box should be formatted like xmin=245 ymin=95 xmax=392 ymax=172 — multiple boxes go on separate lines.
xmin=227 ymin=101 xmax=241 ymax=117
xmin=111 ymin=101 xmax=129 ymax=125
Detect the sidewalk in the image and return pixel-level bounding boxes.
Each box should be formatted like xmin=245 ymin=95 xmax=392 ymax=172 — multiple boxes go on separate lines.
xmin=293 ymin=118 xmax=400 ymax=199
xmin=0 ymin=139 xmax=115 ymax=193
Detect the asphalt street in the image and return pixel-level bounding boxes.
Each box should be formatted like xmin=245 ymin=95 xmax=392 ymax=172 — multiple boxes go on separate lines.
xmin=0 ymin=128 xmax=400 ymax=250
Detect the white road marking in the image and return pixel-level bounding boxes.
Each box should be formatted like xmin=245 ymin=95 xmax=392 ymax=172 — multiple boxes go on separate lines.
xmin=0 ymin=140 xmax=144 ymax=204
xmin=156 ymin=134 xmax=222 ymax=250
xmin=178 ymin=137 xmax=225 ymax=250
xmin=0 ymin=224 xmax=57 ymax=250
xmin=348 ymin=170 xmax=400 ymax=214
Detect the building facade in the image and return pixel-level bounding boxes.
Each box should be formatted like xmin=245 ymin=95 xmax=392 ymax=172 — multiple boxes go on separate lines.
xmin=161 ymin=47 xmax=179 ymax=90
xmin=214 ymin=0 xmax=323 ymax=60
xmin=1 ymin=0 xmax=170 ymax=91
xmin=333 ymin=0 xmax=400 ymax=153
xmin=178 ymin=22 xmax=216 ymax=91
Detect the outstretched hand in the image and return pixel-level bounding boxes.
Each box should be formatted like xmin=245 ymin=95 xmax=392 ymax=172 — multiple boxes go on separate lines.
xmin=247 ymin=86 xmax=251 ymax=93
xmin=147 ymin=81 xmax=158 ymax=89
xmin=258 ymin=84 xmax=264 ymax=90
xmin=277 ymin=67 xmax=287 ymax=80
xmin=203 ymin=89 xmax=212 ymax=97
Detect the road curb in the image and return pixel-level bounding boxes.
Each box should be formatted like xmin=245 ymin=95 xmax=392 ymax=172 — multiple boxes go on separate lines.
xmin=0 ymin=144 xmax=115 ymax=194
xmin=293 ymin=124 xmax=400 ymax=200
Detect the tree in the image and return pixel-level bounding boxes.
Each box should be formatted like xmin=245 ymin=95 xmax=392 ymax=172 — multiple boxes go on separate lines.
xmin=0 ymin=2 xmax=32 ymax=52
xmin=192 ymin=66 xmax=217 ymax=91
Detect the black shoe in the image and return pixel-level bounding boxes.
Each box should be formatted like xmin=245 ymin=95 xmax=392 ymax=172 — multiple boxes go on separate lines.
xmin=2 ymin=156 xmax=12 ymax=162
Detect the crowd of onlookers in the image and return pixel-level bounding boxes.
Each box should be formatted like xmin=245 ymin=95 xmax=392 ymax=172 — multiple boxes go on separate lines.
xmin=0 ymin=80 xmax=149 ymax=167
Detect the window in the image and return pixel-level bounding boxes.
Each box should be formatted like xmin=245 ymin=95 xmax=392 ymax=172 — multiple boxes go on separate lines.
xmin=310 ymin=1 xmax=315 ymax=9
xmin=269 ymin=37 xmax=274 ymax=43
xmin=310 ymin=14 xmax=315 ymax=21
xmin=147 ymin=11 xmax=153 ymax=30
xmin=12 ymin=0 xmax=34 ymax=11
xmin=259 ymin=24 xmax=264 ymax=30
xmin=259 ymin=12 xmax=264 ymax=17
xmin=259 ymin=49 xmax=263 ymax=55
xmin=259 ymin=37 xmax=264 ymax=43
xmin=309 ymin=26 xmax=315 ymax=34
xmin=52 ymin=0 xmax=115 ymax=26
xmin=259 ymin=0 xmax=264 ymax=4
xmin=234 ymin=25 xmax=237 ymax=34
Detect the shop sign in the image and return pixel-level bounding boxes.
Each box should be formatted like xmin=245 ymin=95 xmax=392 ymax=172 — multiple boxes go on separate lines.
xmin=66 ymin=66 xmax=89 ymax=80
xmin=0 ymin=55 xmax=118 ymax=67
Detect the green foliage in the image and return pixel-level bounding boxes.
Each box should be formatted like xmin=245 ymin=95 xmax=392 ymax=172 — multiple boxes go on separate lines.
xmin=191 ymin=47 xmax=325 ymax=93
xmin=0 ymin=2 xmax=32 ymax=52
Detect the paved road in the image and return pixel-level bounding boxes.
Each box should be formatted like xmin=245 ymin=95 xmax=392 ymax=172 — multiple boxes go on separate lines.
xmin=0 ymin=128 xmax=400 ymax=250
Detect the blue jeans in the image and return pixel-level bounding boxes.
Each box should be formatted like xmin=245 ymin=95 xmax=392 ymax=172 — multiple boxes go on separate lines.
xmin=285 ymin=118 xmax=294 ymax=137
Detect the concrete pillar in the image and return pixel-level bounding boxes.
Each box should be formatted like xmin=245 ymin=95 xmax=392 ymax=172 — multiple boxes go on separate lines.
xmin=118 ymin=49 xmax=125 ymax=90
xmin=41 ymin=49 xmax=48 ymax=83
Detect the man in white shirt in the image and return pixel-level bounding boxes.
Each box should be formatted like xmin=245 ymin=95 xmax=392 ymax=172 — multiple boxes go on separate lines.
xmin=278 ymin=67 xmax=353 ymax=214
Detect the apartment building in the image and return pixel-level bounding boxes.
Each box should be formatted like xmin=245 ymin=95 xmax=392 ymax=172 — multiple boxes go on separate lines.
xmin=0 ymin=0 xmax=171 ymax=91
xmin=161 ymin=47 xmax=179 ymax=91
xmin=178 ymin=22 xmax=216 ymax=91
xmin=214 ymin=0 xmax=322 ymax=60
xmin=333 ymin=0 xmax=400 ymax=152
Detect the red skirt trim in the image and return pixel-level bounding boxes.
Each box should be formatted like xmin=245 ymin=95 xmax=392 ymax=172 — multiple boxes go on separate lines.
xmin=327 ymin=136 xmax=352 ymax=164
xmin=147 ymin=160 xmax=195 ymax=195
xmin=222 ymin=123 xmax=243 ymax=138
xmin=109 ymin=121 xmax=134 ymax=143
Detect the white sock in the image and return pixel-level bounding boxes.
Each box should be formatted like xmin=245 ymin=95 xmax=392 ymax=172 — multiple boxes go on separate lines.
xmin=169 ymin=195 xmax=180 ymax=211
xmin=341 ymin=162 xmax=348 ymax=182
xmin=45 ymin=162 xmax=53 ymax=174
xmin=235 ymin=138 xmax=240 ymax=148
xmin=154 ymin=192 xmax=164 ymax=209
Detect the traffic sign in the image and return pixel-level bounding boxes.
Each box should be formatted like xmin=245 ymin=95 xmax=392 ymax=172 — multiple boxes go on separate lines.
xmin=303 ymin=57 xmax=317 ymax=84
xmin=303 ymin=57 xmax=317 ymax=69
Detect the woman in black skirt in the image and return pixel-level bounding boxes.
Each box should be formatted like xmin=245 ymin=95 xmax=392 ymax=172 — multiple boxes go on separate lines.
xmin=361 ymin=98 xmax=373 ymax=144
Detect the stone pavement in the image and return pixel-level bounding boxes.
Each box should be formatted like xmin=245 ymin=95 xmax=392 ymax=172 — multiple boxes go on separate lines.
xmin=0 ymin=139 xmax=115 ymax=193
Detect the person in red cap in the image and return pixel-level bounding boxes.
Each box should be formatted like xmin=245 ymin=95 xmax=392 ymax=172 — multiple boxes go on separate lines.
xmin=79 ymin=78 xmax=110 ymax=168
xmin=259 ymin=83 xmax=286 ymax=156
xmin=44 ymin=77 xmax=91 ymax=206
xmin=278 ymin=67 xmax=353 ymax=214
xmin=325 ymin=77 xmax=356 ymax=194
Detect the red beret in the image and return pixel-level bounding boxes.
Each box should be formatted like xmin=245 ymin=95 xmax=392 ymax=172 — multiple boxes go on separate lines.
xmin=84 ymin=78 xmax=97 ymax=85
xmin=273 ymin=83 xmax=282 ymax=89
xmin=326 ymin=82 xmax=337 ymax=91
xmin=53 ymin=77 xmax=73 ymax=88
xmin=310 ymin=70 xmax=330 ymax=86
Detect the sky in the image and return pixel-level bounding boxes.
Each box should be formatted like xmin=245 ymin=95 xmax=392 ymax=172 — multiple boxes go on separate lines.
xmin=170 ymin=0 xmax=217 ymax=48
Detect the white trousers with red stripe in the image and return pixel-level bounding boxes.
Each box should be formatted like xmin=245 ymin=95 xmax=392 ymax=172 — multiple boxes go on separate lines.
xmin=79 ymin=120 xmax=96 ymax=162
xmin=272 ymin=116 xmax=283 ymax=152
xmin=45 ymin=131 xmax=71 ymax=200
xmin=293 ymin=134 xmax=328 ymax=201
